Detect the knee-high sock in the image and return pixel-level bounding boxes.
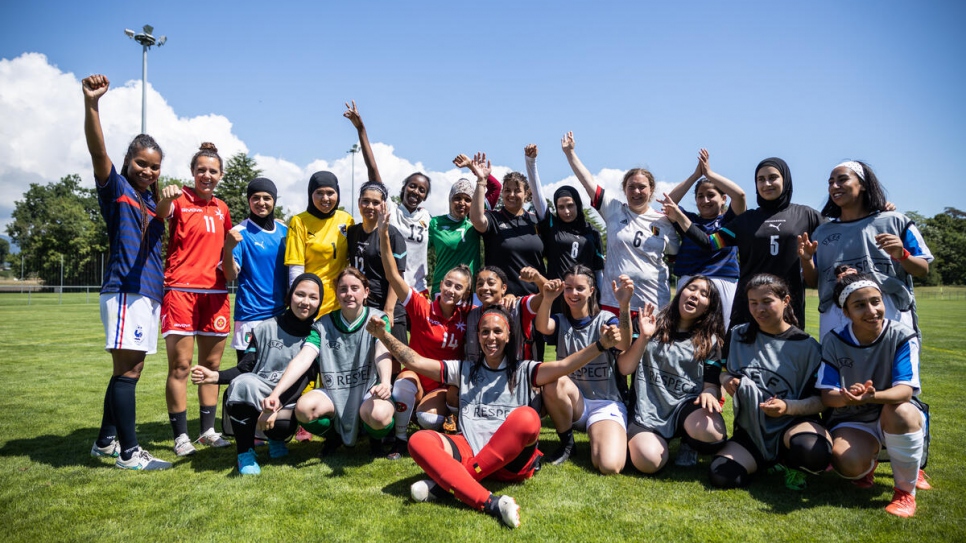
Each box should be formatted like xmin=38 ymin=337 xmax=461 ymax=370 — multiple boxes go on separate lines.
xmin=392 ymin=379 xmax=418 ymax=440
xmin=200 ymin=404 xmax=217 ymax=434
xmin=408 ymin=430 xmax=490 ymax=510
xmin=416 ymin=411 xmax=445 ymax=431
xmin=883 ymin=430 xmax=923 ymax=494
xmin=264 ymin=413 xmax=297 ymax=442
xmin=470 ymin=407 xmax=540 ymax=482
xmin=227 ymin=403 xmax=259 ymax=454
xmin=113 ymin=376 xmax=139 ymax=460
xmin=96 ymin=376 xmax=118 ymax=446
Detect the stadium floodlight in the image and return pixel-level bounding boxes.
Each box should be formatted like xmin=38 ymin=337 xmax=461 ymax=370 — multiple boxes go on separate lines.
xmin=347 ymin=143 xmax=361 ymax=218
xmin=124 ymin=24 xmax=166 ymax=134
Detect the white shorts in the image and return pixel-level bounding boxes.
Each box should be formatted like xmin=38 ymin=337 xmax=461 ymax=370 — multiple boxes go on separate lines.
xmin=100 ymin=293 xmax=160 ymax=354
xmin=231 ymin=319 xmax=270 ymax=351
xmin=829 ymin=408 xmax=926 ymax=447
xmin=574 ymin=398 xmax=628 ymax=432
xmin=678 ymin=275 xmax=738 ymax=330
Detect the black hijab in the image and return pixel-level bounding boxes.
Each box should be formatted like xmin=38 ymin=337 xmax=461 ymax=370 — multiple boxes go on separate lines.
xmin=755 ymin=157 xmax=793 ymax=212
xmin=278 ymin=273 xmax=324 ymax=337
xmin=553 ymin=185 xmax=588 ymax=233
xmin=246 ymin=177 xmax=277 ymax=230
xmin=306 ymin=171 xmax=340 ymax=220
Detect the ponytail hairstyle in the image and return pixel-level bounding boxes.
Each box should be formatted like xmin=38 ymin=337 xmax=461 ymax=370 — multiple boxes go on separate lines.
xmin=653 ymin=275 xmax=724 ymax=362
xmin=501 ymin=171 xmax=532 ymax=204
xmin=470 ymin=305 xmax=521 ymax=389
xmin=476 ymin=265 xmax=509 ymax=303
xmin=120 ymin=134 xmax=163 ymax=202
xmin=561 ymin=264 xmax=600 ymax=319
xmin=821 ymin=160 xmax=889 ymax=218
xmin=190 ymin=142 xmax=223 ymax=172
xmin=444 ymin=264 xmax=474 ymax=305
xmin=738 ymin=273 xmax=797 ymax=344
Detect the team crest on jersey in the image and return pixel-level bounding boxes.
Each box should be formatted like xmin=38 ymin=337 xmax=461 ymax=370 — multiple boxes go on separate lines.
xmin=743 ymin=366 xmax=793 ymax=400
xmin=269 ymin=339 xmax=284 ymax=350
xmin=214 ymin=208 xmax=225 ymax=222
xmin=133 ymin=326 xmax=144 ymax=344
xmin=326 ymin=340 xmax=343 ymax=351
xmin=620 ymin=219 xmax=629 ymax=225
xmin=339 ymin=224 xmax=348 ymax=237
xmin=456 ymin=322 xmax=466 ymax=332
xmin=821 ymin=233 xmax=842 ymax=246
xmin=651 ymin=226 xmax=660 ymax=236
xmin=837 ymin=357 xmax=854 ymax=369
xmin=245 ymin=331 xmax=255 ymax=345
xmin=214 ymin=316 xmax=229 ymax=331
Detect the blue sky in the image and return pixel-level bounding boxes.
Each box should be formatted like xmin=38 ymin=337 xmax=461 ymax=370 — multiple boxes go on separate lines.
xmin=1 ymin=0 xmax=964 ymax=239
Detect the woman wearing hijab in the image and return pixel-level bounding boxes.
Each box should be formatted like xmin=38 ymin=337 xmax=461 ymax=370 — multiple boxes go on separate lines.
xmin=662 ymin=157 xmax=822 ymax=329
xmin=223 ymin=177 xmax=289 ymax=361
xmin=284 ymin=171 xmax=355 ymax=317
xmin=190 ymin=273 xmax=323 ymax=475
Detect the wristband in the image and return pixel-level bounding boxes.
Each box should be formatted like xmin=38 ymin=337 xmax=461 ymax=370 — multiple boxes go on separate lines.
xmin=897 ymin=248 xmax=911 ymax=261
xmin=594 ymin=340 xmax=605 ymax=352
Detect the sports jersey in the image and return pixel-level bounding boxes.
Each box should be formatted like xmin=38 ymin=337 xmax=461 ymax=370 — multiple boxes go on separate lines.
xmin=592 ymin=188 xmax=680 ymax=309
xmin=164 ymin=186 xmax=232 ymax=291
xmin=284 ymin=209 xmax=354 ymax=315
xmin=549 ymin=311 xmax=624 ymax=402
xmin=96 ymin=165 xmax=166 ymax=303
xmin=672 ymin=208 xmax=739 ymax=279
xmin=388 ymin=199 xmax=430 ymax=293
xmin=304 ymin=308 xmax=389 ymax=446
xmin=538 ymin=213 xmax=605 ymax=280
xmin=725 ymin=324 xmax=821 ymax=462
xmin=440 ymin=358 xmax=541 ymax=454
xmin=811 ymin=211 xmax=932 ymax=336
xmin=404 ymin=288 xmax=471 ymax=361
xmin=428 ymin=214 xmax=481 ymax=295
xmin=346 ymin=223 xmax=407 ymax=324
xmin=225 ymin=315 xmax=309 ymax=407
xmin=689 ymin=203 xmax=822 ymax=328
xmin=230 ymin=218 xmax=288 ymax=322
xmin=817 ymin=320 xmax=920 ymax=427
xmin=464 ymin=296 xmax=537 ymax=362
xmin=481 ymin=208 xmax=546 ymax=296
xmin=631 ymin=332 xmax=719 ymax=439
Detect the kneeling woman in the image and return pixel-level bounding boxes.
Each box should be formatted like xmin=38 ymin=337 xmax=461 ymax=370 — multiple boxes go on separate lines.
xmin=263 ymin=268 xmax=395 ymax=455
xmin=618 ymin=275 xmax=728 ymax=474
xmin=817 ymin=273 xmax=925 ymax=518
xmin=367 ymin=306 xmax=619 ymax=529
xmin=190 ymin=273 xmax=322 ymax=475
xmin=710 ymin=274 xmax=831 ymax=490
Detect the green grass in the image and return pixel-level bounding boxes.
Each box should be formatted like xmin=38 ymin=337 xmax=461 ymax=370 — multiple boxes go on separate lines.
xmin=0 ymin=291 xmax=964 ymax=542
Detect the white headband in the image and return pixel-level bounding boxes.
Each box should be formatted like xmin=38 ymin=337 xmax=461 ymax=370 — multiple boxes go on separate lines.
xmin=835 ymin=161 xmax=866 ymax=181
xmin=838 ymin=279 xmax=880 ymax=307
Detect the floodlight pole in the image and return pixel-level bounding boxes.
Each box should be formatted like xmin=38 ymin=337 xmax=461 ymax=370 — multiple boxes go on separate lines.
xmin=125 ymin=25 xmax=166 ymax=134
xmin=348 ymin=143 xmax=360 ymax=218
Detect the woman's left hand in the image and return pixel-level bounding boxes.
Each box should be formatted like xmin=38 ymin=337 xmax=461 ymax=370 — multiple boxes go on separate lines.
xmin=759 ymin=396 xmax=787 ymax=418
xmin=370 ymin=382 xmax=392 ymax=400
xmin=875 ymin=233 xmax=906 ymax=260
xmin=598 ymin=324 xmax=621 ymax=349
xmin=696 ymin=391 xmax=722 ymax=413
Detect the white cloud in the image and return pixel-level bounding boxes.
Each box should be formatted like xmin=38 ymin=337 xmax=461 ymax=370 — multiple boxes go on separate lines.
xmin=1 ymin=52 xmax=668 ymax=236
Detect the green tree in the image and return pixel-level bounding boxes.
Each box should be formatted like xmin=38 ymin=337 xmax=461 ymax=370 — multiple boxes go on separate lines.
xmin=915 ymin=207 xmax=966 ymax=286
xmin=0 ymin=237 xmax=9 ymax=268
xmin=214 ymin=152 xmax=285 ymax=225
xmin=5 ymin=174 xmax=107 ymax=284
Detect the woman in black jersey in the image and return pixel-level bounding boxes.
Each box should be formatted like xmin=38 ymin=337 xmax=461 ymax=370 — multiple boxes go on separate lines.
xmin=662 ymin=158 xmax=822 ymax=329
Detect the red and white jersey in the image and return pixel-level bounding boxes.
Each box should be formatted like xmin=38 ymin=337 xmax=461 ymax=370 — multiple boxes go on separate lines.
xmin=164 ymin=186 xmax=232 ymax=291
xmin=404 ymin=287 xmax=471 ymax=361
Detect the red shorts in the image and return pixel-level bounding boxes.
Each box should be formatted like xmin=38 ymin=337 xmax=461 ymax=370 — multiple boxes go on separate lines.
xmin=161 ymin=290 xmax=231 ymax=336
xmin=417 ymin=374 xmax=443 ymax=394
xmin=447 ymin=433 xmax=541 ymax=482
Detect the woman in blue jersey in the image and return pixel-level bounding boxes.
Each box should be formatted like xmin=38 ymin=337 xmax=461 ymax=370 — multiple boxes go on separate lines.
xmin=664 ymin=149 xmax=745 ymax=330
xmin=191 ymin=273 xmax=322 ymax=475
xmin=817 ymin=273 xmax=927 ymax=517
xmin=83 ymin=74 xmax=173 ymax=470
xmin=223 ymin=177 xmax=288 ymax=361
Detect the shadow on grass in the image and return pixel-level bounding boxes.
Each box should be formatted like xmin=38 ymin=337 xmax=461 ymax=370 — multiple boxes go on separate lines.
xmin=0 ymin=422 xmax=179 ymax=468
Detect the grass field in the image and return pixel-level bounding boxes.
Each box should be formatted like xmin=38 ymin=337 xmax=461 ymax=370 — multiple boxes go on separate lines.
xmin=0 ymin=289 xmax=964 ymax=542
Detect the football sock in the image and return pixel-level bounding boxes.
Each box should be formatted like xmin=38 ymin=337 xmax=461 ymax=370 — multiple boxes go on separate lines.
xmin=169 ymin=410 xmax=189 ymax=439
xmin=884 ymin=430 xmax=923 ymax=495
xmin=113 ymin=376 xmax=139 ymax=460
xmin=199 ymin=404 xmax=217 ymax=434
xmin=96 ymin=376 xmax=118 ymax=447
xmin=408 ymin=430 xmax=489 ymax=509
xmin=470 ymin=407 xmax=540 ymax=481
xmin=228 ymin=403 xmax=259 ymax=454
xmin=392 ymin=378 xmax=418 ymax=440
xmin=416 ymin=411 xmax=445 ymax=431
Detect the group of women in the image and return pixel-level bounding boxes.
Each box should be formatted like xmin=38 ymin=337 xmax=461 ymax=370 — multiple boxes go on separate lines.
xmin=84 ymin=75 xmax=933 ymax=528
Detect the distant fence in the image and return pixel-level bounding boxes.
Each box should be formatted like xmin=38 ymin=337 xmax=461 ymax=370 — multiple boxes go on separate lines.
xmin=0 ymin=285 xmax=240 ymax=306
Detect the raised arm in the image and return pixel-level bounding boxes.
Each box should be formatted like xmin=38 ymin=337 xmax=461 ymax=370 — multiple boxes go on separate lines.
xmin=222 ymin=228 xmax=243 ymax=282
xmin=560 ymin=132 xmax=598 ymax=200
xmin=612 ymin=275 xmax=634 ymax=352
xmin=344 ymin=100 xmax=382 ymax=183
xmin=534 ymin=324 xmax=620 ymax=386
xmin=457 ymin=153 xmax=493 ymax=233
xmin=617 ymin=304 xmax=657 ymax=376
xmin=524 ymin=144 xmax=548 ymax=220
xmin=82 ymin=75 xmax=113 ymax=183
xmin=666 ymin=149 xmax=705 ymax=204
xmin=367 ymin=315 xmax=442 ymax=378
xmin=534 ymin=279 xmax=564 ymax=336
xmin=701 ymin=150 xmax=747 ymax=214
xmin=798 ymin=233 xmax=818 ymax=287
xmin=156 ymin=183 xmax=182 ymax=221
xmin=377 ymin=202 xmax=411 ymax=300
